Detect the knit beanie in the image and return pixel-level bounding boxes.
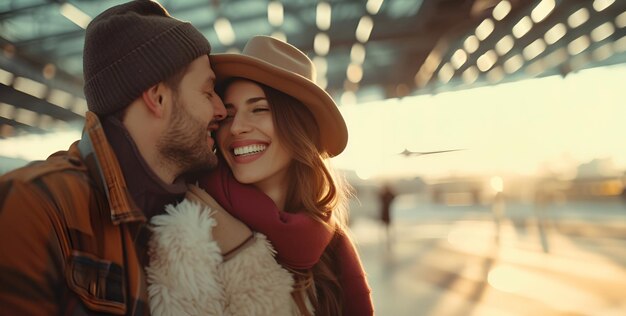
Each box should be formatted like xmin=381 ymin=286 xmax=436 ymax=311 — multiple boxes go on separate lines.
xmin=83 ymin=0 xmax=211 ymax=116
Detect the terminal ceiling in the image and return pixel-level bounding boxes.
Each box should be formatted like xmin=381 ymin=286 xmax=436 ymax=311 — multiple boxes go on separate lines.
xmin=0 ymin=0 xmax=624 ymax=138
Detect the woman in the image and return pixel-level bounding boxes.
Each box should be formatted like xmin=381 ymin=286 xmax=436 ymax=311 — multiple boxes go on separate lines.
xmin=147 ymin=36 xmax=373 ymax=315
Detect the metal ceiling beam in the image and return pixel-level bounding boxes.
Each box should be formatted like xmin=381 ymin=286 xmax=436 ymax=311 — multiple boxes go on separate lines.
xmin=0 ymin=51 xmax=83 ymax=96
xmin=14 ymin=29 xmax=85 ymax=48
xmin=436 ymin=0 xmax=625 ymax=86
xmin=0 ymin=83 xmax=83 ymax=122
xmin=12 ymin=0 xmax=323 ymax=48
xmin=0 ymin=117 xmax=46 ymax=134
xmin=0 ymin=1 xmax=55 ymax=21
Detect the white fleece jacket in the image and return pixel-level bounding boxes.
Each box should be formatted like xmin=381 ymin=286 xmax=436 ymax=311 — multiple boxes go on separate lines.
xmin=146 ymin=199 xmax=304 ymax=316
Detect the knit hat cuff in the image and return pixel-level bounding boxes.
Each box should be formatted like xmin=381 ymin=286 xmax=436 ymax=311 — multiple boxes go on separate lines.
xmin=84 ymin=22 xmax=210 ymax=116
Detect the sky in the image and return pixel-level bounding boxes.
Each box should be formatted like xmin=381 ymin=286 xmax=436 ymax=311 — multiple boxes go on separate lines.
xmin=1 ymin=64 xmax=625 ymax=180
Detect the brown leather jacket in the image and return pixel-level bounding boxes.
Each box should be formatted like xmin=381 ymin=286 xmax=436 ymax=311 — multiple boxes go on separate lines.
xmin=0 ymin=112 xmax=149 ymax=315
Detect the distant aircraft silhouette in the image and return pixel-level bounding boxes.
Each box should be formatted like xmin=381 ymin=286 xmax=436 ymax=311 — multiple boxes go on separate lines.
xmin=399 ymin=148 xmax=465 ymax=157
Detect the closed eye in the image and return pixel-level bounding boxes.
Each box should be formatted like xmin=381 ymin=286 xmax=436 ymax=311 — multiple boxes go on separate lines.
xmin=252 ymin=107 xmax=270 ymax=113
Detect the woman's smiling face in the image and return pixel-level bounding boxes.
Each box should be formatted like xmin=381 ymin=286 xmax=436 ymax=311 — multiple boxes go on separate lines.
xmin=217 ymin=79 xmax=293 ymax=193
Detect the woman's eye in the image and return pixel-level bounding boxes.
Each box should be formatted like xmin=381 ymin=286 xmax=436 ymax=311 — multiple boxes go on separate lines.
xmin=253 ymin=107 xmax=270 ymax=113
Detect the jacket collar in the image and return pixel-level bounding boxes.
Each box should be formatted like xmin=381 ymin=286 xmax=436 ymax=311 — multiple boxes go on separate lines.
xmin=77 ymin=111 xmax=145 ymax=225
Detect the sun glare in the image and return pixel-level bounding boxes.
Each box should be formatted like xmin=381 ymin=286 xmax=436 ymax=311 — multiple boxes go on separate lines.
xmin=334 ymin=64 xmax=626 ymax=180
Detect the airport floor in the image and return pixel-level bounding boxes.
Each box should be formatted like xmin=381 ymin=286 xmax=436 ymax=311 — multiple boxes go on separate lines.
xmin=350 ymin=199 xmax=626 ymax=316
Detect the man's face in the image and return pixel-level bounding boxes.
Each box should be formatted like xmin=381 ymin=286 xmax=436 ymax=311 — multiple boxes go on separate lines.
xmin=156 ymin=55 xmax=226 ymax=175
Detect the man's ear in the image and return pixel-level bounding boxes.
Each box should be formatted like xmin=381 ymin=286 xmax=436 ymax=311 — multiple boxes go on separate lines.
xmin=141 ymin=83 xmax=168 ymax=118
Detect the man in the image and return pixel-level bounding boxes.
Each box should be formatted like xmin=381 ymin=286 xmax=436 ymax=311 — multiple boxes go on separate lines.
xmin=0 ymin=1 xmax=231 ymax=314
xmin=379 ymin=183 xmax=396 ymax=249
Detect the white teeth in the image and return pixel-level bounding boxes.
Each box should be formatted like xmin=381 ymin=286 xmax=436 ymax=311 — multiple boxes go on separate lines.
xmin=234 ymin=144 xmax=267 ymax=156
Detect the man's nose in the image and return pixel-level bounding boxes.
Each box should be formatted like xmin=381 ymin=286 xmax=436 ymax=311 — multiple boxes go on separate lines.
xmin=213 ymin=96 xmax=226 ymax=121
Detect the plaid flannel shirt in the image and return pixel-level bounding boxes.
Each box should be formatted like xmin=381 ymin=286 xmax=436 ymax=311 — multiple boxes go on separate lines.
xmin=0 ymin=112 xmax=149 ymax=315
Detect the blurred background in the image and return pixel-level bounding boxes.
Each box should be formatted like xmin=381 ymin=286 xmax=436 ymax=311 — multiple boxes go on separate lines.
xmin=1 ymin=0 xmax=625 ymax=315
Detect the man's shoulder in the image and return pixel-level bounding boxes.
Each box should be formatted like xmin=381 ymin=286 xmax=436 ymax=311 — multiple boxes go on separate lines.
xmin=1 ymin=150 xmax=88 ymax=185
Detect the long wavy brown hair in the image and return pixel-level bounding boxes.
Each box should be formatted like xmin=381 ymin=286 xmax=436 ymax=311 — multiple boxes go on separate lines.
xmin=218 ymin=78 xmax=352 ymax=315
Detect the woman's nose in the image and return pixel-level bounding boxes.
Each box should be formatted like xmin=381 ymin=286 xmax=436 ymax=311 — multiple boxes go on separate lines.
xmin=229 ymin=113 xmax=252 ymax=135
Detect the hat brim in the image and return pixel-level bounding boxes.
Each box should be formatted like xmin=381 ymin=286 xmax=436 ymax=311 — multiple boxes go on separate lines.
xmin=211 ymin=53 xmax=348 ymax=157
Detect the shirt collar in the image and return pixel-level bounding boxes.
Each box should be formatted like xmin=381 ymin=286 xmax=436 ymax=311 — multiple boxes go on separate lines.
xmin=77 ymin=111 xmax=145 ymax=224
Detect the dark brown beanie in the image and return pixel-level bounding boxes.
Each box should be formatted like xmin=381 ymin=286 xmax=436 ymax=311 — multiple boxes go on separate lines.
xmin=83 ymin=0 xmax=211 ymax=116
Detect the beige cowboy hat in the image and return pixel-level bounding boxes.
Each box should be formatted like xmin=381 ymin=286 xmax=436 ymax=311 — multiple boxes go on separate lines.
xmin=211 ymin=35 xmax=348 ymax=157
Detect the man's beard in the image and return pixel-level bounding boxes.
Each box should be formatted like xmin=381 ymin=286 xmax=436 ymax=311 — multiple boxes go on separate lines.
xmin=156 ymin=97 xmax=218 ymax=176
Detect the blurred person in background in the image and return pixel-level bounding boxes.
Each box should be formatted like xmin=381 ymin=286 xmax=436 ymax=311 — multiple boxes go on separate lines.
xmin=147 ymin=36 xmax=374 ymax=316
xmin=0 ymin=1 xmax=233 ymax=314
xmin=379 ymin=183 xmax=397 ymax=249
